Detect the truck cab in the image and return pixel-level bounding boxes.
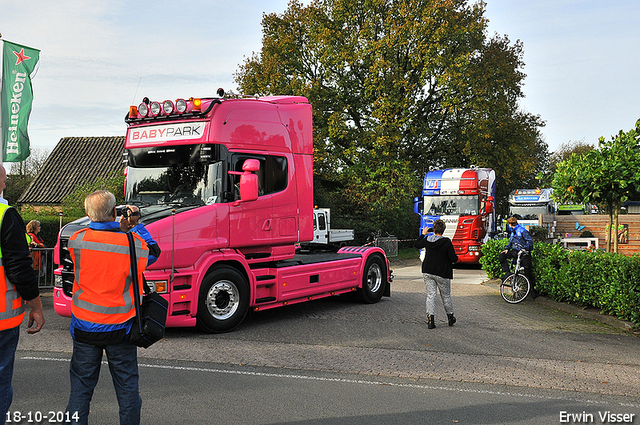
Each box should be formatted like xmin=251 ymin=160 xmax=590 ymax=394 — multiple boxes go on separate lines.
xmin=53 ymin=92 xmax=391 ymax=332
xmin=414 ymin=167 xmax=496 ymax=264
xmin=507 ymin=188 xmax=554 ymax=228
xmin=311 ymin=208 xmax=354 ymax=246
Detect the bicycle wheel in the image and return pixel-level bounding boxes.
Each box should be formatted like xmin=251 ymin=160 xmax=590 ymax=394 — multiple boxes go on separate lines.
xmin=500 ymin=273 xmax=530 ymax=304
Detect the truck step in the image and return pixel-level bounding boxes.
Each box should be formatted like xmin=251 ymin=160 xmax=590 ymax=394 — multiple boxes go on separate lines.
xmin=255 ymin=297 xmax=277 ymax=304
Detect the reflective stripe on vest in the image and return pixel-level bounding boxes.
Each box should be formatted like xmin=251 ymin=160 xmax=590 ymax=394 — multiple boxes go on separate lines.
xmin=0 ymin=204 xmax=27 ymax=330
xmin=69 ymin=228 xmax=149 ymax=324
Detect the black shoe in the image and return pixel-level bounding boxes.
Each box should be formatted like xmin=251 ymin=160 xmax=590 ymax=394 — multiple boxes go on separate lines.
xmin=530 ymin=288 xmax=539 ymax=299
xmin=427 ymin=315 xmax=436 ymax=329
xmin=447 ymin=313 xmax=456 ymax=327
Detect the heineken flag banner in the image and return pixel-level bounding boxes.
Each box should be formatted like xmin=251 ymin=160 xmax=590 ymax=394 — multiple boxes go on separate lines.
xmin=1 ymin=40 xmax=40 ymax=162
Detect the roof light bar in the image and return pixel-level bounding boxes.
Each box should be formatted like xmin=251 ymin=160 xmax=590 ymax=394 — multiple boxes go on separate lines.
xmin=128 ymin=96 xmax=212 ymax=121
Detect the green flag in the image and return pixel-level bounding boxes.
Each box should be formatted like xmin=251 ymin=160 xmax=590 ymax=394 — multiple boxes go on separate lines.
xmin=1 ymin=40 xmax=40 ymax=162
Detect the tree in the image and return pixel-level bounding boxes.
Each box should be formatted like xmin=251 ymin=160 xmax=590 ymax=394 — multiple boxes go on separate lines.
xmin=537 ymin=139 xmax=594 ymax=187
xmin=235 ymin=0 xmax=547 ymax=233
xmin=4 ymin=148 xmax=50 ymax=204
xmin=61 ymin=172 xmax=125 ymax=217
xmin=552 ymin=120 xmax=640 ymax=252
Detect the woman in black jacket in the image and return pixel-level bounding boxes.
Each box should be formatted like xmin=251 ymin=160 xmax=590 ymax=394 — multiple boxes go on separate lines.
xmin=414 ymin=219 xmax=459 ymax=329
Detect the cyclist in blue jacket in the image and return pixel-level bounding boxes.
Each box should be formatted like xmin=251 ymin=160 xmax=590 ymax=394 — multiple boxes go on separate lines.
xmin=499 ymin=216 xmax=537 ymax=298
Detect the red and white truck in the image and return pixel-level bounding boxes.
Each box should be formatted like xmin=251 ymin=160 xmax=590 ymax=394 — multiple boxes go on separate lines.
xmin=53 ymin=91 xmax=391 ymax=332
xmin=413 ymin=167 xmax=496 ymax=264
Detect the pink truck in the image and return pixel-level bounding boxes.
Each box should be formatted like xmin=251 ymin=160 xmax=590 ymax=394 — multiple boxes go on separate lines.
xmin=53 ymin=91 xmax=392 ymax=332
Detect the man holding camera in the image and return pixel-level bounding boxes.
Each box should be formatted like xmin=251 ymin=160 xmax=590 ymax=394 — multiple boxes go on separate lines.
xmin=66 ymin=191 xmax=160 ymax=425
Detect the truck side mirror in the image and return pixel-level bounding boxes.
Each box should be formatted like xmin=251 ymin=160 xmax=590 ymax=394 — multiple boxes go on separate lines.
xmin=485 ymin=196 xmax=494 ymax=214
xmin=230 ymin=159 xmax=260 ymax=206
xmin=414 ymin=197 xmax=423 ymax=215
xmin=240 ymin=173 xmax=258 ymax=202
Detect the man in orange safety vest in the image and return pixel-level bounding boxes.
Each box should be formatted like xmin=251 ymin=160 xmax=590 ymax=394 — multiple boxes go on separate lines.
xmin=65 ymin=190 xmax=159 ymax=425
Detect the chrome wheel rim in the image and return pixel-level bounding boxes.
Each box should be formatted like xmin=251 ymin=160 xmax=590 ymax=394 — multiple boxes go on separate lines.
xmin=366 ymin=263 xmax=382 ymax=293
xmin=206 ymin=280 xmax=239 ymax=320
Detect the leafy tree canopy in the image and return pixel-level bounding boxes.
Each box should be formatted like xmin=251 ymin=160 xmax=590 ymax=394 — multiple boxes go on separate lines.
xmin=537 ymin=139 xmax=594 ymax=187
xmin=552 ymin=120 xmax=640 ymax=252
xmin=61 ymin=172 xmax=125 ymax=217
xmin=235 ymin=0 xmax=547 ymax=230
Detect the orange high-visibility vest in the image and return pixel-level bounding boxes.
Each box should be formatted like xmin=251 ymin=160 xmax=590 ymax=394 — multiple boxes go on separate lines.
xmin=0 ymin=204 xmax=27 ymax=331
xmin=68 ymin=227 xmax=149 ymax=325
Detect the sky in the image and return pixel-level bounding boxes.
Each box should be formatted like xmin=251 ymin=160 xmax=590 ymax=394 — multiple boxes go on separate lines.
xmin=0 ymin=0 xmax=639 ymax=163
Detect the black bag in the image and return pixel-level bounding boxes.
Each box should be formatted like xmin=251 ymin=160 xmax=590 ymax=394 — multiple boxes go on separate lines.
xmin=127 ymin=232 xmax=168 ymax=348
xmin=129 ymin=291 xmax=168 ymax=348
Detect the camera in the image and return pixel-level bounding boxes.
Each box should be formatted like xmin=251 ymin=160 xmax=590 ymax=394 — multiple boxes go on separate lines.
xmin=122 ymin=207 xmax=140 ymax=218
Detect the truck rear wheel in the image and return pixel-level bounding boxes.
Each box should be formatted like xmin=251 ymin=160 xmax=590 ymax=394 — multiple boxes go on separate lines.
xmin=358 ymin=254 xmax=386 ymax=304
xmin=197 ymin=267 xmax=249 ymax=333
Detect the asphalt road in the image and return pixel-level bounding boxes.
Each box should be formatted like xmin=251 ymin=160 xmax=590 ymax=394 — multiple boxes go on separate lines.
xmin=9 ymin=260 xmax=640 ymax=424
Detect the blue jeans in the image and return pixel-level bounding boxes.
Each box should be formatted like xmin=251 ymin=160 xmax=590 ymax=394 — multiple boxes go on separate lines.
xmin=66 ymin=339 xmax=141 ymax=425
xmin=1 ymin=327 xmax=19 ymax=425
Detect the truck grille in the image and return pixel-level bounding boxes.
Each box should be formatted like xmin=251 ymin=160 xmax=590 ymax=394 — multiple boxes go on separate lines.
xmin=60 ymin=238 xmax=75 ymax=297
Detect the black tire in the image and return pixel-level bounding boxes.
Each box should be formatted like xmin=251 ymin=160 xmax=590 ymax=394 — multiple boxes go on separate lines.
xmin=500 ymin=273 xmax=530 ymax=304
xmin=357 ymin=254 xmax=386 ymax=304
xmin=197 ymin=267 xmax=249 ymax=333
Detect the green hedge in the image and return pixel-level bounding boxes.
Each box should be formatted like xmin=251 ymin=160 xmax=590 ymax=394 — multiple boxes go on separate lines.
xmin=480 ymin=239 xmax=640 ymax=327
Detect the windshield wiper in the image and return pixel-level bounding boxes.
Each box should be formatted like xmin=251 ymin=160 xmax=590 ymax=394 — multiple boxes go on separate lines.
xmin=126 ymin=199 xmax=152 ymax=207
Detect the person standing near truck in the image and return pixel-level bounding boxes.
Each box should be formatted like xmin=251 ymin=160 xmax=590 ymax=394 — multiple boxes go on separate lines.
xmin=0 ymin=164 xmax=45 ymax=423
xmin=414 ymin=219 xmax=459 ymax=329
xmin=65 ymin=191 xmax=155 ymax=425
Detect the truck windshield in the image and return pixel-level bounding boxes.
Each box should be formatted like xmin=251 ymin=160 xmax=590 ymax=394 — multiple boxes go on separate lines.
xmin=509 ymin=205 xmax=548 ymax=220
xmin=423 ymin=195 xmax=478 ymax=216
xmin=125 ymin=161 xmax=224 ymax=206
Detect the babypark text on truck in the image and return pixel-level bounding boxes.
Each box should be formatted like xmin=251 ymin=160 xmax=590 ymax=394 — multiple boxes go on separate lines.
xmin=53 ymin=91 xmax=392 ymax=332
xmin=414 ymin=167 xmax=496 ymax=264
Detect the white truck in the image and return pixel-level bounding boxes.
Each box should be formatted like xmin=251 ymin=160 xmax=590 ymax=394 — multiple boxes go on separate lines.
xmin=507 ymin=188 xmax=555 ymax=228
xmin=311 ymin=208 xmax=354 ymax=246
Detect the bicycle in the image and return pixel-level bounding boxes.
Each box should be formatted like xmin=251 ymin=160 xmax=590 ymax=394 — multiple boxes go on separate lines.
xmin=500 ymin=250 xmax=530 ymax=304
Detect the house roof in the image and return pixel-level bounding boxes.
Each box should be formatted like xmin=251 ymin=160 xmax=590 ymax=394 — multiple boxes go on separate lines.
xmin=18 ymin=136 xmax=125 ymax=205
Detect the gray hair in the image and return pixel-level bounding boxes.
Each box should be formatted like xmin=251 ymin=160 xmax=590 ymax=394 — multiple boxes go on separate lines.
xmin=84 ymin=190 xmax=116 ymax=222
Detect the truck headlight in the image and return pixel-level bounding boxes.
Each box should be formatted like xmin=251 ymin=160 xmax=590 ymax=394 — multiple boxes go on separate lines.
xmin=146 ymin=280 xmax=168 ymax=293
xmin=54 ymin=275 xmax=63 ymax=288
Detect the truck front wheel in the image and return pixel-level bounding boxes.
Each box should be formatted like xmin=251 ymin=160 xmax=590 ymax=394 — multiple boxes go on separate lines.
xmin=358 ymin=254 xmax=386 ymax=304
xmin=197 ymin=267 xmax=249 ymax=333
